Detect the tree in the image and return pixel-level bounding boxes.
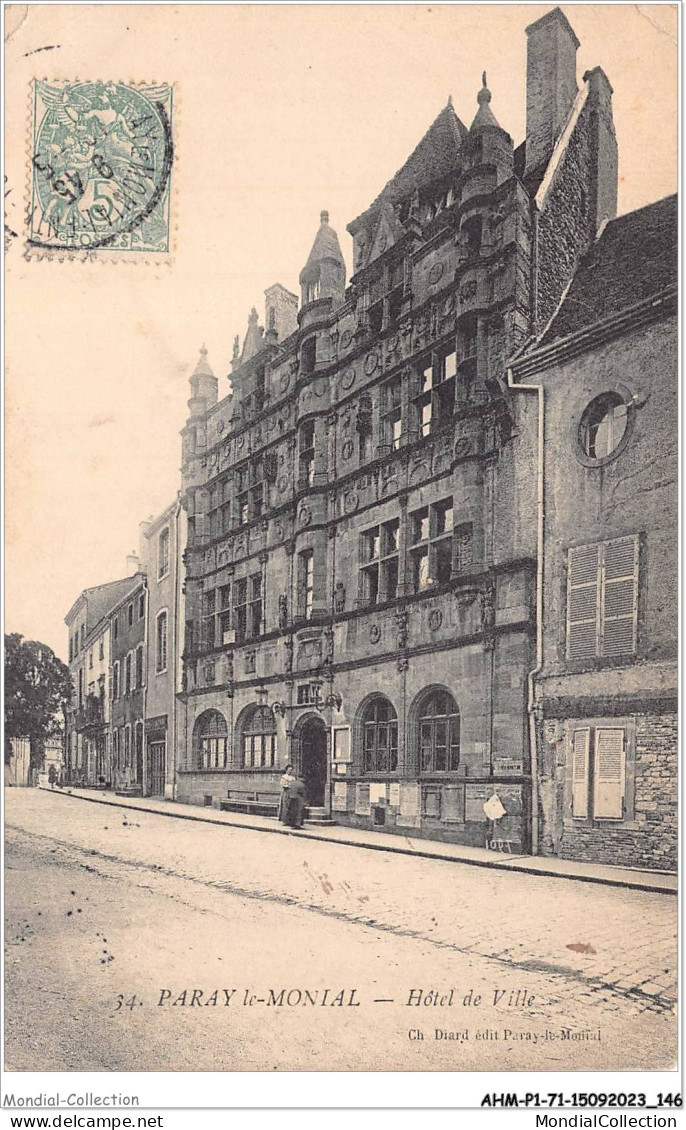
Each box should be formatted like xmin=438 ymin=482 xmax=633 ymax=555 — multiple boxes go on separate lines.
xmin=4 ymin=634 xmax=72 ymax=769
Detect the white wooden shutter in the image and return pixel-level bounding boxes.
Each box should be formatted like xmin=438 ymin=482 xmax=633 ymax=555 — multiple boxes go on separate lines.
xmin=593 ymin=727 xmax=625 ymax=819
xmin=601 ymin=536 xmax=638 ymax=657
xmin=566 ymin=545 xmax=600 ymax=659
xmin=571 ymin=728 xmax=590 ymax=817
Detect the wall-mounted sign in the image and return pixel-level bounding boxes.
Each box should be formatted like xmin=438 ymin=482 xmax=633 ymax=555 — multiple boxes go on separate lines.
xmin=333 ymin=726 xmax=351 ymax=763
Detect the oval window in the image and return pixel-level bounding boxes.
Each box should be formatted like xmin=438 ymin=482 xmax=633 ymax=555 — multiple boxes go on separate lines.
xmin=579 ymin=393 xmax=628 ymax=460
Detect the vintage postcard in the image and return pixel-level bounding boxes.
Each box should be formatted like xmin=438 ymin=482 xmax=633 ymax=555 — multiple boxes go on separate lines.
xmin=3 ymin=0 xmax=679 ymax=1106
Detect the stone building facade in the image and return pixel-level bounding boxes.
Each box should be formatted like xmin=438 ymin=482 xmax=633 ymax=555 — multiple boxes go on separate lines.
xmin=141 ymin=500 xmax=185 ymax=798
xmin=65 ymin=573 xmax=139 ymax=786
xmin=108 ymin=573 xmax=147 ymax=794
xmin=510 ymin=194 xmax=677 ymax=871
xmin=176 ymin=8 xmax=621 ymax=851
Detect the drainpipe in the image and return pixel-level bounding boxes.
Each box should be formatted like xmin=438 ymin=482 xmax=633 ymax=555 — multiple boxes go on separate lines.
xmin=507 ymin=366 xmax=544 ymax=856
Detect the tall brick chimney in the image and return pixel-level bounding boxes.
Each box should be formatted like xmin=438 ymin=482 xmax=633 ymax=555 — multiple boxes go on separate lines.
xmin=524 ymin=7 xmax=579 ymax=180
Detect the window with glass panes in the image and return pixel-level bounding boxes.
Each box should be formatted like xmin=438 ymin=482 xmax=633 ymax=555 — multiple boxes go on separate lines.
xmin=221 ymin=477 xmax=232 ymax=534
xmin=419 ymin=690 xmax=460 ymax=773
xmin=136 ymin=644 xmax=144 ymax=688
xmin=250 ymin=458 xmax=264 ymax=518
xmin=234 ymin=573 xmax=262 ymax=642
xmin=299 ymin=550 xmax=314 ymax=620
xmin=433 ymin=348 xmax=457 ymax=419
xmin=409 ymin=498 xmax=454 ymax=591
xmin=299 ymin=421 xmax=315 ymax=487
xmin=201 ymin=589 xmax=216 ymax=651
xmin=156 ymin=611 xmax=168 ymax=672
xmin=413 ymin=358 xmax=434 ymax=438
xmin=218 ymin=584 xmax=232 ymax=644
xmin=194 ymin=710 xmax=228 ymax=770
xmin=158 ymin=528 xmax=170 ymax=578
xmin=412 ymin=348 xmax=457 ymax=435
xmin=363 ymin=696 xmax=398 ymax=773
xmin=360 ymin=518 xmax=400 ymax=604
xmin=235 ymin=459 xmax=265 ymax=523
xmin=242 ymin=705 xmax=277 ymax=769
xmin=381 ymin=376 xmax=403 ymax=453
xmin=125 ymin=652 xmax=132 ymax=695
xmin=236 ymin=465 xmax=250 ymax=525
xmin=208 ymin=483 xmax=222 ymax=539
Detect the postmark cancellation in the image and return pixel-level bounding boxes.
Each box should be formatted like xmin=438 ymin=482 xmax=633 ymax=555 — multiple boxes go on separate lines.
xmin=27 ymin=80 xmax=174 ymax=259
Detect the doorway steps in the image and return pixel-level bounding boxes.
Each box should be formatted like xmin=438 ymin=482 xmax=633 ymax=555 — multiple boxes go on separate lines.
xmin=305 ymin=806 xmax=337 ymax=826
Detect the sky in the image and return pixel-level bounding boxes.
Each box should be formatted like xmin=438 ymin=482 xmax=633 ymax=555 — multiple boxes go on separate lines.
xmin=5 ymin=3 xmax=678 ymax=661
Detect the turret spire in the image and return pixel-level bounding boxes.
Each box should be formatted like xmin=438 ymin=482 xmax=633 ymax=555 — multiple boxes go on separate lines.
xmin=470 ymin=71 xmax=501 ymax=131
xmin=192 ymin=343 xmax=214 ymax=377
xmin=299 ymin=210 xmax=346 ymax=307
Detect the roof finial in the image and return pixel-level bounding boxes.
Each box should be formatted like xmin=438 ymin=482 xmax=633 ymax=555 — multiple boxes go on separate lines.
xmin=447 ymin=94 xmax=453 ymax=107
xmin=200 ymin=342 xmax=207 ymax=358
xmin=477 ymin=71 xmax=491 ymax=105
xmin=320 ymin=209 xmax=329 ymax=224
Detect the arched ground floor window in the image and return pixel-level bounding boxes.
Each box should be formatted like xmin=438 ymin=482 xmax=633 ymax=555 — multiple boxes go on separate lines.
xmin=241 ymin=704 xmax=277 ymax=769
xmin=418 ymin=689 xmax=460 ymax=773
xmin=194 ymin=709 xmax=228 ymax=770
xmin=361 ymin=695 xmax=398 ymax=773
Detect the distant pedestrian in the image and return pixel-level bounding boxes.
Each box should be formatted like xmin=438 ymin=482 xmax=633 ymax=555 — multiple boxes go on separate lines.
xmin=284 ymin=774 xmax=306 ymax=830
xmin=48 ymin=765 xmax=57 ymax=789
xmin=278 ymin=764 xmax=296 ymax=823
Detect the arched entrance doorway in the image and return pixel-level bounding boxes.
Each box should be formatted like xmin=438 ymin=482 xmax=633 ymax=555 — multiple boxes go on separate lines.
xmin=299 ymin=716 xmax=328 ymax=807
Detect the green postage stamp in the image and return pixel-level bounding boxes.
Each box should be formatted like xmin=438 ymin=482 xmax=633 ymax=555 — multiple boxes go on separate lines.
xmin=28 ymin=80 xmax=174 ymax=258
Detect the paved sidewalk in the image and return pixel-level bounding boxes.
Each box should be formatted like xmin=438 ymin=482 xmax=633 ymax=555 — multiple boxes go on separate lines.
xmin=39 ymin=786 xmax=677 ymax=895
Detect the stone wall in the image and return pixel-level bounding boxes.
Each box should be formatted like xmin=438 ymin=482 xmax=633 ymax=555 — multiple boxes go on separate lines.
xmin=557 ymin=713 xmax=677 ymax=871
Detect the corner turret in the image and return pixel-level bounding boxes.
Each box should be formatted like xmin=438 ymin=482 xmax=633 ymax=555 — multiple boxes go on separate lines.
xmin=187 ymin=345 xmax=218 ymax=418
xmin=299 ymin=211 xmax=346 ymax=310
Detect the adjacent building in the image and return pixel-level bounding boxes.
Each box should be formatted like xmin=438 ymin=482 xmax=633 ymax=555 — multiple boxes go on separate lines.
xmin=510 ymin=194 xmax=678 ymax=870
xmin=175 ymin=8 xmax=621 ymax=852
xmin=109 ymin=572 xmax=148 ymax=794
xmin=65 ymin=571 xmax=141 ymax=786
xmin=141 ymin=500 xmax=185 ymax=797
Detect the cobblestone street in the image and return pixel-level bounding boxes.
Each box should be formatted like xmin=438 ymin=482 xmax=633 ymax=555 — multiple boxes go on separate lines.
xmin=5 ymin=789 xmax=677 ymax=1072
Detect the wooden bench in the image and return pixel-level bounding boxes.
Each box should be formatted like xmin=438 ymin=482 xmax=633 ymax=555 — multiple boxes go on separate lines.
xmin=220 ymin=789 xmax=280 ymax=817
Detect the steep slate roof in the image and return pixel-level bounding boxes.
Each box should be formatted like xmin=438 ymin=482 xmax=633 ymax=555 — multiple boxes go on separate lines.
xmin=469 ymin=74 xmax=502 ymax=133
xmin=540 ymin=194 xmax=678 ymax=345
xmin=65 ymin=575 xmax=140 ymax=632
xmin=241 ymin=307 xmax=264 ymax=362
xmin=301 ymin=211 xmax=345 ymax=278
xmin=355 ymin=102 xmax=467 ymax=222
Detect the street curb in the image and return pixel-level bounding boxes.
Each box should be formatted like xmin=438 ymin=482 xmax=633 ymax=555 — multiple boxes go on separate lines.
xmin=40 ymin=788 xmax=677 ymax=896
